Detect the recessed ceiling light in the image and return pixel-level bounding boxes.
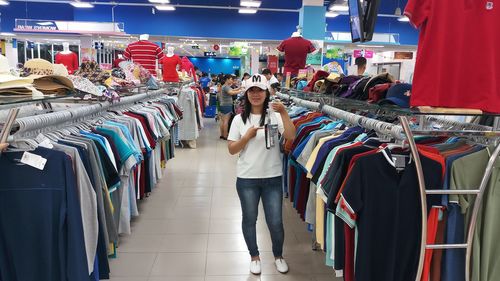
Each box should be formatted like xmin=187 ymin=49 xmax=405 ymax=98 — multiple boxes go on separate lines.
xmin=70 ymin=1 xmax=94 ymax=8
xmin=326 ymin=12 xmax=339 ymax=18
xmin=0 ymin=0 xmax=9 ymax=5
xmin=239 ymin=8 xmax=257 ymax=14
xmin=155 ymin=4 xmax=175 ymax=10
xmin=398 ymin=16 xmax=410 ymax=22
xmin=240 ymin=0 xmax=261 ymax=7
xmin=330 ymin=4 xmax=349 ymax=12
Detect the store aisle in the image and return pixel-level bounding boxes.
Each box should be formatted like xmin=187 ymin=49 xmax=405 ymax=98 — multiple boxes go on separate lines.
xmin=109 ymin=118 xmax=341 ymax=281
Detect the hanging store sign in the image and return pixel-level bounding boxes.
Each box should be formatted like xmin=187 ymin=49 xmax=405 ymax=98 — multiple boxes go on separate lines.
xmin=14 ymin=19 xmax=125 ymax=35
xmin=204 ymin=52 xmax=217 ymax=57
xmin=394 ymin=52 xmax=414 ymax=60
xmin=353 ymin=49 xmax=374 ymax=58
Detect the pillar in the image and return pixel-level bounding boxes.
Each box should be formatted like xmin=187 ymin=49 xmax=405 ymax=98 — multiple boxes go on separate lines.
xmin=299 ymin=0 xmax=326 ymax=67
xmin=299 ymin=0 xmax=326 ymax=40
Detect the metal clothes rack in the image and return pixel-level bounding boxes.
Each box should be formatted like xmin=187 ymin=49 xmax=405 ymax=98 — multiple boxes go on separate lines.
xmin=8 ymin=89 xmax=172 ymax=140
xmin=276 ymin=91 xmax=500 ymax=281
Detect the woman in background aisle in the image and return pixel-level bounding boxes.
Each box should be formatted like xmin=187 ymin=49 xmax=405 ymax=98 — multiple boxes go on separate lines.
xmin=227 ymin=74 xmax=296 ymax=275
xmin=219 ymin=74 xmax=241 ymax=139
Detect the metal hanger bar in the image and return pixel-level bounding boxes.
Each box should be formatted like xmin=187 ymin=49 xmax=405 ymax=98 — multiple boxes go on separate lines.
xmin=11 ymin=88 xmax=172 ymax=138
xmin=425 ymin=190 xmax=480 ymax=195
xmin=411 ymin=130 xmax=500 ymax=138
xmin=426 ymin=244 xmax=468 ymax=250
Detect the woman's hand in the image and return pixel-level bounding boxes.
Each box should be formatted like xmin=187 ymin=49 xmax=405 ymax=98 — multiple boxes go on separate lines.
xmin=243 ymin=126 xmax=263 ymax=141
xmin=0 ymin=143 xmax=8 ymax=152
xmin=270 ymin=101 xmax=287 ymax=114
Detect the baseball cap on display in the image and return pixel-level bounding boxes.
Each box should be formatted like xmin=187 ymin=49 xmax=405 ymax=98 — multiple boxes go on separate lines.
xmin=245 ymin=74 xmax=268 ymax=93
xmin=378 ymin=83 xmax=412 ymax=108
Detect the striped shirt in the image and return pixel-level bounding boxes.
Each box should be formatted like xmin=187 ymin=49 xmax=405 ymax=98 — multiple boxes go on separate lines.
xmin=124 ymin=40 xmax=164 ymax=75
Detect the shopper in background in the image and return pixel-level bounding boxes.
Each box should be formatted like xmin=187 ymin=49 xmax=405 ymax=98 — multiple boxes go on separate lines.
xmin=199 ymin=72 xmax=211 ymax=93
xmin=276 ymin=73 xmax=284 ymax=87
xmin=355 ymin=57 xmax=368 ymax=76
xmin=241 ymin=72 xmax=251 ymax=90
xmin=219 ymin=74 xmax=241 ymax=139
xmin=262 ymin=68 xmax=280 ymax=94
xmin=227 ymin=74 xmax=296 ymax=275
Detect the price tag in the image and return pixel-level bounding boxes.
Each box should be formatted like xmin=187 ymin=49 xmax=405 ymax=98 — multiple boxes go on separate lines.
xmin=36 ymin=133 xmax=53 ymax=149
xmin=20 ymin=151 xmax=47 ymax=170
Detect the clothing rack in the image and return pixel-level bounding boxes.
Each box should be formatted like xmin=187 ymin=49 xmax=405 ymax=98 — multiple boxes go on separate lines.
xmin=276 ymin=91 xmax=500 ymax=281
xmin=9 ymin=89 xmax=170 ymax=140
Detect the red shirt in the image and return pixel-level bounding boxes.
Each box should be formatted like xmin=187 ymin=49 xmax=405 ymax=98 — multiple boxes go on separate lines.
xmin=159 ymin=55 xmax=182 ymax=82
xmin=113 ymin=58 xmax=125 ymax=68
xmin=180 ymin=57 xmax=198 ymax=82
xmin=55 ymin=52 xmax=78 ymax=74
xmin=124 ymin=40 xmax=164 ymax=75
xmin=406 ymin=0 xmax=500 ymax=112
xmin=277 ymin=37 xmax=315 ymax=76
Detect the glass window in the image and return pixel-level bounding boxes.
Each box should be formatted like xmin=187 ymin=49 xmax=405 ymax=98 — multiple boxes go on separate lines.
xmin=39 ymin=43 xmax=52 ymax=62
xmin=17 ymin=41 xmax=25 ymax=65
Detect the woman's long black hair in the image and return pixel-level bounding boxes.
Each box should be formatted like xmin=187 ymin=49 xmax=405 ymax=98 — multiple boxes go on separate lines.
xmin=241 ymin=88 xmax=271 ymax=127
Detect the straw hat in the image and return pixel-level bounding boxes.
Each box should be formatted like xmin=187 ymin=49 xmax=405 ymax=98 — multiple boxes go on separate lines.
xmin=0 ymin=55 xmax=35 ymax=92
xmin=21 ymin=59 xmax=74 ymax=93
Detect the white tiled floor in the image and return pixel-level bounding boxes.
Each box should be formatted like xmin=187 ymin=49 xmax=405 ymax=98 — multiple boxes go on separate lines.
xmin=109 ymin=118 xmax=342 ymax=281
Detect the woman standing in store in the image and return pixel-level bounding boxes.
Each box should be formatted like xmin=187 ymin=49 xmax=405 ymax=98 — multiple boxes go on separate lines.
xmin=219 ymin=74 xmax=241 ymax=139
xmin=227 ymin=74 xmax=296 ymax=275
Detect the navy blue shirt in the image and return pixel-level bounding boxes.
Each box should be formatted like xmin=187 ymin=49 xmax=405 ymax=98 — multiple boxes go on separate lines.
xmin=0 ymin=147 xmax=89 ymax=281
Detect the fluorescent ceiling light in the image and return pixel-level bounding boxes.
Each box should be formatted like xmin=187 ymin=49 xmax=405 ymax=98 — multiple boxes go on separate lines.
xmin=398 ymin=16 xmax=410 ymax=22
xmin=240 ymin=0 xmax=261 ymax=7
xmin=330 ymin=4 xmax=349 ymax=11
xmin=0 ymin=32 xmax=15 ymax=36
xmin=326 ymin=12 xmax=339 ymax=18
xmin=0 ymin=0 xmax=9 ymax=5
xmin=70 ymin=1 xmax=94 ymax=8
xmin=149 ymin=0 xmax=169 ymax=3
xmin=155 ymin=4 xmax=175 ymax=10
xmin=357 ymin=44 xmax=385 ymax=48
xmin=239 ymin=8 xmax=257 ymax=14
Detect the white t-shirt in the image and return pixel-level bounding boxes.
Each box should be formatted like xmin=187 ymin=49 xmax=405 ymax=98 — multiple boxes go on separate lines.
xmin=228 ymin=112 xmax=285 ymax=179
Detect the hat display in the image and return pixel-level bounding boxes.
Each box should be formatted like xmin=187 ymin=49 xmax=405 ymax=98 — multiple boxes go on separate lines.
xmin=74 ymin=61 xmax=110 ymax=84
xmin=20 ymin=58 xmax=74 ymax=95
xmin=379 ymin=83 xmax=412 ymax=108
xmin=325 ymin=73 xmax=341 ymax=82
xmin=0 ymin=55 xmax=38 ymax=96
xmin=68 ymin=75 xmax=103 ymax=97
xmin=245 ymin=74 xmax=268 ymax=92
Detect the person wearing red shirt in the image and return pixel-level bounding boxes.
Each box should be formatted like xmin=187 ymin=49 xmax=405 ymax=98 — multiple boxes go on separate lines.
xmin=277 ymin=34 xmax=316 ymax=76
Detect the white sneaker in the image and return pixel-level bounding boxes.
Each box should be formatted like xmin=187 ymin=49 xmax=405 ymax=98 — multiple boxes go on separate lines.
xmin=250 ymin=260 xmax=261 ymax=275
xmin=275 ymin=258 xmax=289 ymax=273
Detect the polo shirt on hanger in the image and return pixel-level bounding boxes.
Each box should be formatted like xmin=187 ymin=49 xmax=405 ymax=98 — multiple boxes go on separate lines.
xmin=337 ymin=152 xmax=442 ymax=281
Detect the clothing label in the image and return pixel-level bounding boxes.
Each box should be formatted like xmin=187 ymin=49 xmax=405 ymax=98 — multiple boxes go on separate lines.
xmin=36 ymin=133 xmax=53 ymax=149
xmin=20 ymin=151 xmax=47 ymax=170
xmin=392 ymin=155 xmax=407 ymax=170
xmin=486 ymin=1 xmax=494 ymax=10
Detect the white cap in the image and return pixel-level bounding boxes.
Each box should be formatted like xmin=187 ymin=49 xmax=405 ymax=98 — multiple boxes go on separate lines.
xmin=245 ymin=74 xmax=268 ymax=92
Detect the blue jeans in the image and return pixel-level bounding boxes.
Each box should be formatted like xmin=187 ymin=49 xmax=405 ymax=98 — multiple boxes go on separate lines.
xmin=236 ymin=176 xmax=284 ymax=257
